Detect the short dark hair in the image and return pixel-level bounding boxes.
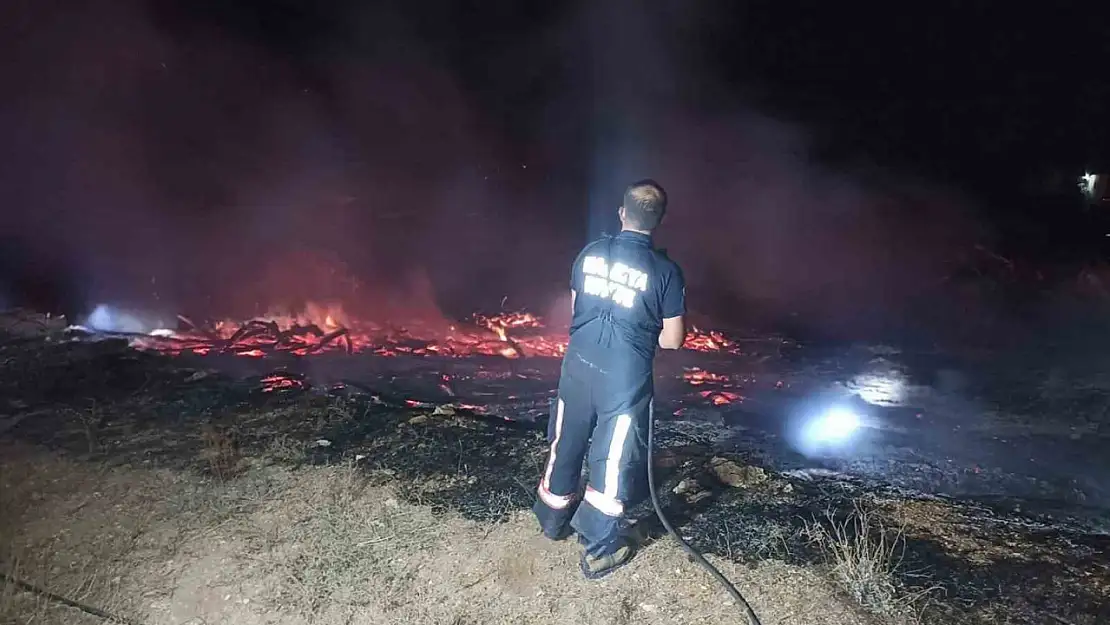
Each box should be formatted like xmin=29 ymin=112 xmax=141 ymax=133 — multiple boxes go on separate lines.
xmin=622 ymin=179 xmax=668 ymax=231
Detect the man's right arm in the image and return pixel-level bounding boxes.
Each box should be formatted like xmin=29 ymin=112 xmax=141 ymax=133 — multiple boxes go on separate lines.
xmin=657 ymin=264 xmax=687 ymax=350
xmin=659 ymin=315 xmax=685 ymax=349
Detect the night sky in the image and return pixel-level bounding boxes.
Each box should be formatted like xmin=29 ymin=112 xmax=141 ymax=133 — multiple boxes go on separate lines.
xmin=2 ymin=0 xmax=1108 ymax=338
xmin=158 ymin=1 xmax=1108 ymax=193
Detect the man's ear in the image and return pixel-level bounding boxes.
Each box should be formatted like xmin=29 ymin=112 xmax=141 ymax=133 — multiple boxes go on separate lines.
xmin=617 ymin=206 xmax=625 ymax=221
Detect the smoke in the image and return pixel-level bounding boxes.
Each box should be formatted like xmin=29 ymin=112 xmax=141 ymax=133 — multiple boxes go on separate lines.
xmin=0 ymin=0 xmax=985 ymax=341
xmin=0 ymin=0 xmax=569 ymax=324
xmin=561 ymin=0 xmax=985 ymax=339
xmin=649 ymin=115 xmax=984 ymax=338
xmin=544 ymin=291 xmax=574 ymax=332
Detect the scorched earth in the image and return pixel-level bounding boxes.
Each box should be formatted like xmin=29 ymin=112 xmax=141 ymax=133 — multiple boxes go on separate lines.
xmin=0 ymin=304 xmax=1106 ymax=624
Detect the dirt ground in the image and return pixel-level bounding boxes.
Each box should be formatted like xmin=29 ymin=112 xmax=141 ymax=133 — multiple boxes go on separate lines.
xmin=0 ymin=441 xmax=889 ymax=625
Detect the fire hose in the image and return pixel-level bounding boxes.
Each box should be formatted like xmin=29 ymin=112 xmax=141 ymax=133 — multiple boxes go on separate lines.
xmin=647 ymin=402 xmax=763 ymax=625
xmin=0 ymin=572 xmax=145 ymax=625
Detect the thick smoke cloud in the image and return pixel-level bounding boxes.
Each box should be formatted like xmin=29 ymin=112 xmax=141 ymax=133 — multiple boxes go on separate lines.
xmin=0 ymin=0 xmax=572 ymax=326
xmin=0 ymin=0 xmax=985 ymax=341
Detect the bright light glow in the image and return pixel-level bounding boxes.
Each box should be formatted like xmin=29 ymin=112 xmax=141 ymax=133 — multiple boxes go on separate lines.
xmin=84 ymin=305 xmax=164 ymax=335
xmin=810 ymin=407 xmax=861 ymax=443
xmin=1080 ymin=172 xmax=1098 ymax=197
xmin=792 ymin=406 xmax=863 ymax=456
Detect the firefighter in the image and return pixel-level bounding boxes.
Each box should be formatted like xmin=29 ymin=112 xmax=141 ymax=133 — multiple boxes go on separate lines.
xmin=534 ymin=179 xmax=686 ymax=579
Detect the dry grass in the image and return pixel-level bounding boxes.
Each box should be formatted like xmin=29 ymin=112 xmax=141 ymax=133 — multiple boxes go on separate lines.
xmin=0 ymin=450 xmax=172 ymax=624
xmin=803 ymin=501 xmax=939 ymax=622
xmin=250 ymin=461 xmax=440 ymax=619
xmin=0 ymin=438 xmax=289 ymax=625
xmin=0 ymin=438 xmax=886 ymax=625
xmin=265 ymin=433 xmax=310 ymax=464
xmin=200 ymin=423 xmax=244 ymax=480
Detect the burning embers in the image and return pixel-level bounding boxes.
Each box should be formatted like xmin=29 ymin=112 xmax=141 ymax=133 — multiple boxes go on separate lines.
xmin=700 ymin=390 xmax=743 ymax=406
xmin=260 ymin=372 xmax=306 ymax=392
xmin=683 ymin=368 xmax=731 ymax=386
xmin=683 ymin=367 xmax=745 ymax=406
xmin=120 ymin=302 xmax=745 ymax=362
xmin=473 ymin=311 xmax=546 ymax=359
xmin=127 ymin=304 xmax=567 ymax=359
xmin=62 ymin=303 xmax=761 ymax=416
xmin=682 ymin=327 xmax=743 ymax=355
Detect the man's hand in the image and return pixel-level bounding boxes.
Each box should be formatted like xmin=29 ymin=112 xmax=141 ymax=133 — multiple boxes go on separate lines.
xmin=658 ymin=315 xmax=685 ymax=350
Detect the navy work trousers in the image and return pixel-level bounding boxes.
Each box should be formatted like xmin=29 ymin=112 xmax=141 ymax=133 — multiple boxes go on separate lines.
xmin=533 ymin=349 xmax=653 ymax=556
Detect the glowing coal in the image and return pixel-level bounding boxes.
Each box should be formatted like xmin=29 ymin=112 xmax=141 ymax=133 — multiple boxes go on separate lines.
xmin=683 ymin=367 xmax=732 ymax=386
xmin=682 ymin=327 xmax=744 ymax=355
xmin=115 ymin=301 xmax=745 ymax=361
xmin=58 ymin=301 xmax=776 ymax=418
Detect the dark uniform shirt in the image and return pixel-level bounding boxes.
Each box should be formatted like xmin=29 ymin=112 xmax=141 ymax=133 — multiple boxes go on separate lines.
xmin=567 ymin=230 xmax=686 ymax=376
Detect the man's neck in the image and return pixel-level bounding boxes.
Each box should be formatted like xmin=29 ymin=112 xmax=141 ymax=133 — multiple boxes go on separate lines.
xmin=620 ymin=226 xmax=652 ymax=236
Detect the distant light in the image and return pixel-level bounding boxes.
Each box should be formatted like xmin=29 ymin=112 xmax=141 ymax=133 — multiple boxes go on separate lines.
xmin=1080 ymin=173 xmax=1098 ymax=197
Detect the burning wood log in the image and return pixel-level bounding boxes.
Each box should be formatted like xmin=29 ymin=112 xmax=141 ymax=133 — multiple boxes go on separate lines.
xmin=223 ymin=320 xmax=282 ymax=352
xmin=176 ymin=315 xmax=222 ymax=342
xmin=303 ymin=327 xmax=351 ymax=355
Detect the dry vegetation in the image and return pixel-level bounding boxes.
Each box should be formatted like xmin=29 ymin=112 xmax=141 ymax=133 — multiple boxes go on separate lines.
xmin=0 ymin=434 xmax=913 ymax=625
xmin=802 ymin=502 xmax=940 ymax=622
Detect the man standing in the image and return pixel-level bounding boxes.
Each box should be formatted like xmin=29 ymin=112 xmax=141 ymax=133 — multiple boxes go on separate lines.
xmin=534 ymin=179 xmax=686 ymax=579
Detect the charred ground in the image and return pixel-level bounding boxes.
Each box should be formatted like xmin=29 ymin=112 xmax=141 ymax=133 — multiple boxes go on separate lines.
xmin=0 ymin=312 xmax=1106 ymax=624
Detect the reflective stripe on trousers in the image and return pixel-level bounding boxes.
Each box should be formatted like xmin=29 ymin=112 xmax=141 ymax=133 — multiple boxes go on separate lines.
xmin=581 ymin=412 xmax=632 ymax=516
xmin=538 ymin=398 xmax=575 ymax=509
